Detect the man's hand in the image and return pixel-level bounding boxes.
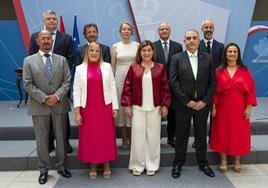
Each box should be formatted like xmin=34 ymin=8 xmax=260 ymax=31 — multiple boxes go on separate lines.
xmin=193 ymin=101 xmax=206 ymax=111
xmin=45 ymin=95 xmax=58 ymax=107
xmin=186 ymin=100 xmax=198 ymax=109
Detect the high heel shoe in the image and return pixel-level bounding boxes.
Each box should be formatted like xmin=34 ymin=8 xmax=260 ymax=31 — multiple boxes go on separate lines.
xmin=88 ymin=171 xmax=97 ymax=180
xmin=103 ymin=169 xmax=111 ymax=178
xmin=219 ymin=160 xmax=228 ymax=173
xmin=233 ymin=160 xmax=241 ymax=173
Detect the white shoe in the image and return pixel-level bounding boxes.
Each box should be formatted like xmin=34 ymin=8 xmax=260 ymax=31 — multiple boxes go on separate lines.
xmin=146 ymin=170 xmax=155 ymax=176
xmin=132 ymin=169 xmax=141 ymax=176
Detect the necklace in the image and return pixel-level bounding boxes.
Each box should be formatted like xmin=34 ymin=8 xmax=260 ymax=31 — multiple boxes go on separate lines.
xmin=141 ymin=61 xmax=154 ymax=74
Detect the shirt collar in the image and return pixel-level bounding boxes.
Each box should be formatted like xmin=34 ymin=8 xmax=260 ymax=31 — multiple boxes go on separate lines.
xmin=160 ymin=38 xmax=170 ymax=45
xmin=39 ymin=50 xmax=53 ymax=57
xmin=203 ymin=38 xmax=214 ymax=45
xmin=187 ymin=50 xmax=198 ymax=57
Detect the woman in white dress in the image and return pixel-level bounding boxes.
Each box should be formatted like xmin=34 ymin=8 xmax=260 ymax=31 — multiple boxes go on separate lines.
xmin=111 ymin=21 xmax=139 ymax=149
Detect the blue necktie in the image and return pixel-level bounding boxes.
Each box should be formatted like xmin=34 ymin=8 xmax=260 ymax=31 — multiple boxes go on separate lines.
xmin=163 ymin=41 xmax=168 ymax=62
xmin=44 ymin=54 xmax=52 ymax=77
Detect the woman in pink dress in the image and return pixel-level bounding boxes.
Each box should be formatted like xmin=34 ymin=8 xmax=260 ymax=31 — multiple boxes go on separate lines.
xmin=73 ymin=42 xmax=118 ymax=179
xmin=210 ymin=43 xmax=257 ymax=173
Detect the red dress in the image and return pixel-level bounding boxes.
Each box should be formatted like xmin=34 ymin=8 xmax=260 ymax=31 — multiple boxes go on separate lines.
xmin=210 ymin=67 xmax=257 ymax=156
xmin=78 ymin=62 xmax=117 ymax=163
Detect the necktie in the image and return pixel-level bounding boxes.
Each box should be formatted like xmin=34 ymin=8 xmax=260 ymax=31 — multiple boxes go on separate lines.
xmin=206 ymin=41 xmax=211 ymax=53
xmin=44 ymin=54 xmax=52 ymax=77
xmin=163 ymin=41 xmax=168 ymax=62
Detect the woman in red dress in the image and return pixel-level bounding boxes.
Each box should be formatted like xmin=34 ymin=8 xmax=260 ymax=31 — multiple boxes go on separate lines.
xmin=73 ymin=42 xmax=118 ymax=179
xmin=210 ymin=43 xmax=257 ymax=173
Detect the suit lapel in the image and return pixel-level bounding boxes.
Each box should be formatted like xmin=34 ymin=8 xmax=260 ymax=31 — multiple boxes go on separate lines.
xmin=157 ymin=40 xmax=166 ymax=64
xmin=50 ymin=54 xmax=58 ymax=80
xmin=183 ymin=51 xmax=195 ymax=80
xmin=53 ymin=31 xmax=61 ymax=52
xmin=36 ymin=53 xmax=50 ymax=79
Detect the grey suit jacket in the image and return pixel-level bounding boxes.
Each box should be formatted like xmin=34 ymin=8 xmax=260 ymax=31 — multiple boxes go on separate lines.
xmin=23 ymin=53 xmax=71 ymax=116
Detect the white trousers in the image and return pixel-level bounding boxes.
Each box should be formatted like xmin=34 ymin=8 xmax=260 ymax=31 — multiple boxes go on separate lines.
xmin=129 ymin=106 xmax=161 ymax=172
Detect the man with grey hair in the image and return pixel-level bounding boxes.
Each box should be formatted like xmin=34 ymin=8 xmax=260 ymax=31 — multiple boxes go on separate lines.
xmin=28 ymin=10 xmax=73 ymax=154
xmin=153 ymin=22 xmax=182 ymax=148
xmin=24 ymin=30 xmax=72 ymax=184
xmin=169 ymin=29 xmax=215 ymax=178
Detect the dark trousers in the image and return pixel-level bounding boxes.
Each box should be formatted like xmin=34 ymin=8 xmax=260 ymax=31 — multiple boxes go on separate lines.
xmin=174 ymin=106 xmax=209 ymax=167
xmin=167 ymin=108 xmax=176 ymax=141
xmin=49 ymin=113 xmax=70 ymax=147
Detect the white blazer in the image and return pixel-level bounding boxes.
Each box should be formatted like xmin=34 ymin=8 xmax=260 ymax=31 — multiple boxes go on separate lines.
xmin=73 ymin=62 xmax=119 ymax=109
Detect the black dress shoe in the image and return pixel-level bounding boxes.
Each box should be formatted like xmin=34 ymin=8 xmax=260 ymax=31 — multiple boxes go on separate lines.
xmin=48 ymin=143 xmax=55 ymax=153
xmin=38 ymin=172 xmax=48 ymax=184
xmin=67 ymin=143 xmax=73 ymax=153
xmin=199 ymin=165 xmax=215 ymax=177
xmin=167 ymin=139 xmax=175 ymax=148
xmin=58 ymin=169 xmax=72 ymax=178
xmin=192 ymin=141 xmax=196 ymax=148
xmin=172 ymin=165 xmax=181 ymax=178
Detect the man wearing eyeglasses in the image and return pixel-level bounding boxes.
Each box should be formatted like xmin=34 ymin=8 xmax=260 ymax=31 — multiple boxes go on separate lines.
xmin=169 ymin=29 xmax=216 ymax=179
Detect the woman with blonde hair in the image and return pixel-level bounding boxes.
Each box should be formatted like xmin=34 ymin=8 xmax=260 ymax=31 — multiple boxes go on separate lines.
xmin=111 ymin=21 xmax=139 ymax=149
xmin=73 ymin=42 xmax=118 ymax=179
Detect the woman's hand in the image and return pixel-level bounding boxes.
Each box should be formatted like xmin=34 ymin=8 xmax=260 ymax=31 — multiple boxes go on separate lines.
xmin=125 ymin=106 xmax=133 ymax=118
xmin=244 ymin=105 xmax=252 ymax=119
xmin=212 ymin=104 xmax=216 ymax=117
xmin=75 ymin=112 xmax=82 ymax=126
xmin=160 ymin=106 xmax=168 ymax=117
xmin=112 ymin=109 xmax=118 ymax=118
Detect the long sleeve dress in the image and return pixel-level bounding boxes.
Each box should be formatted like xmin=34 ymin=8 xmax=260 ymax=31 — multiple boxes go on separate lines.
xmin=210 ymin=67 xmax=257 ymax=156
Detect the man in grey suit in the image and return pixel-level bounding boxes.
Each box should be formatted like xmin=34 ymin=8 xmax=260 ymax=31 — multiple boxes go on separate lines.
xmin=153 ymin=22 xmax=183 ymax=148
xmin=75 ymin=23 xmax=111 ymax=66
xmin=169 ymin=29 xmax=215 ymax=178
xmin=23 ymin=30 xmax=72 ymax=184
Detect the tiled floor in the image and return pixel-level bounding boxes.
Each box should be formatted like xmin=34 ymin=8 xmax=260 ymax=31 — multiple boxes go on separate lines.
xmin=1 ymin=164 xmax=268 ymax=188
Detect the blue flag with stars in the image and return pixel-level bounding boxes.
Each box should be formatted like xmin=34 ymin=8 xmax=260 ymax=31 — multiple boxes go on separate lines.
xmin=71 ymin=15 xmax=80 ymax=79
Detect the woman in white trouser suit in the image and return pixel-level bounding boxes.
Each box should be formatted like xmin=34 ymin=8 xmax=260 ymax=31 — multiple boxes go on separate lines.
xmin=121 ymin=40 xmax=171 ymax=176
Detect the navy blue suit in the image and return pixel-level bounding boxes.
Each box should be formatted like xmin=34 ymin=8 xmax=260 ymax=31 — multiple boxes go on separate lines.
xmin=153 ymin=39 xmax=183 ymax=142
xmin=199 ymin=39 xmax=224 ymax=69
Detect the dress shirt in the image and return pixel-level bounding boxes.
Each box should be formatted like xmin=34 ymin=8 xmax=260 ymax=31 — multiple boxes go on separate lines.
xmin=187 ymin=50 xmax=198 ymax=80
xmin=160 ymin=38 xmax=170 ymax=51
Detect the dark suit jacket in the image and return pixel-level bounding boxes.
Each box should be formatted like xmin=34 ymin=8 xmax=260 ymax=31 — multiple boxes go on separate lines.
xmin=169 ymin=51 xmax=215 ymax=109
xmin=28 ymin=30 xmax=73 ymax=68
xmin=75 ymin=43 xmax=111 ymax=66
xmin=199 ymin=39 xmax=224 ymax=70
xmin=153 ymin=40 xmax=183 ymax=77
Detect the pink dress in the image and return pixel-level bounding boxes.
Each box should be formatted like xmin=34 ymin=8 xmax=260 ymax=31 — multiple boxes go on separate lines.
xmin=78 ymin=62 xmax=117 ymax=164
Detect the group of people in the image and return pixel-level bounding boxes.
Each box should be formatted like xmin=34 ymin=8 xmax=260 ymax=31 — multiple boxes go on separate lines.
xmin=23 ymin=9 xmax=257 ymax=185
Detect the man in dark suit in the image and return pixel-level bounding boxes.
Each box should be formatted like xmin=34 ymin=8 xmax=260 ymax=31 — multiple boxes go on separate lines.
xmin=169 ymin=29 xmax=215 ymax=178
xmin=28 ymin=10 xmax=73 ymax=153
xmin=75 ymin=23 xmax=111 ymax=66
xmin=153 ymin=22 xmax=182 ymax=148
xmin=23 ymin=30 xmax=72 ymax=184
xmin=192 ymin=19 xmax=224 ymax=148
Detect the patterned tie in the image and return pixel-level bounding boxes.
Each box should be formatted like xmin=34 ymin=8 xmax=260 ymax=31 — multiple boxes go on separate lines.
xmin=163 ymin=41 xmax=169 ymax=62
xmin=206 ymin=41 xmax=211 ymax=53
xmin=44 ymin=54 xmax=52 ymax=77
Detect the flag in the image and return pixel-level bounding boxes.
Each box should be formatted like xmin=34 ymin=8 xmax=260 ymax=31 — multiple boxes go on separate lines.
xmin=71 ymin=14 xmax=80 ymax=79
xmin=59 ymin=15 xmax=65 ymax=33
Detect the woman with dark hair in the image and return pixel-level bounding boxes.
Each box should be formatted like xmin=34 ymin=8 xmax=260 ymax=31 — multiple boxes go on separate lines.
xmin=111 ymin=21 xmax=139 ymax=149
xmin=210 ymin=43 xmax=257 ymax=173
xmin=73 ymin=42 xmax=118 ymax=179
xmin=121 ymin=40 xmax=171 ymax=176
